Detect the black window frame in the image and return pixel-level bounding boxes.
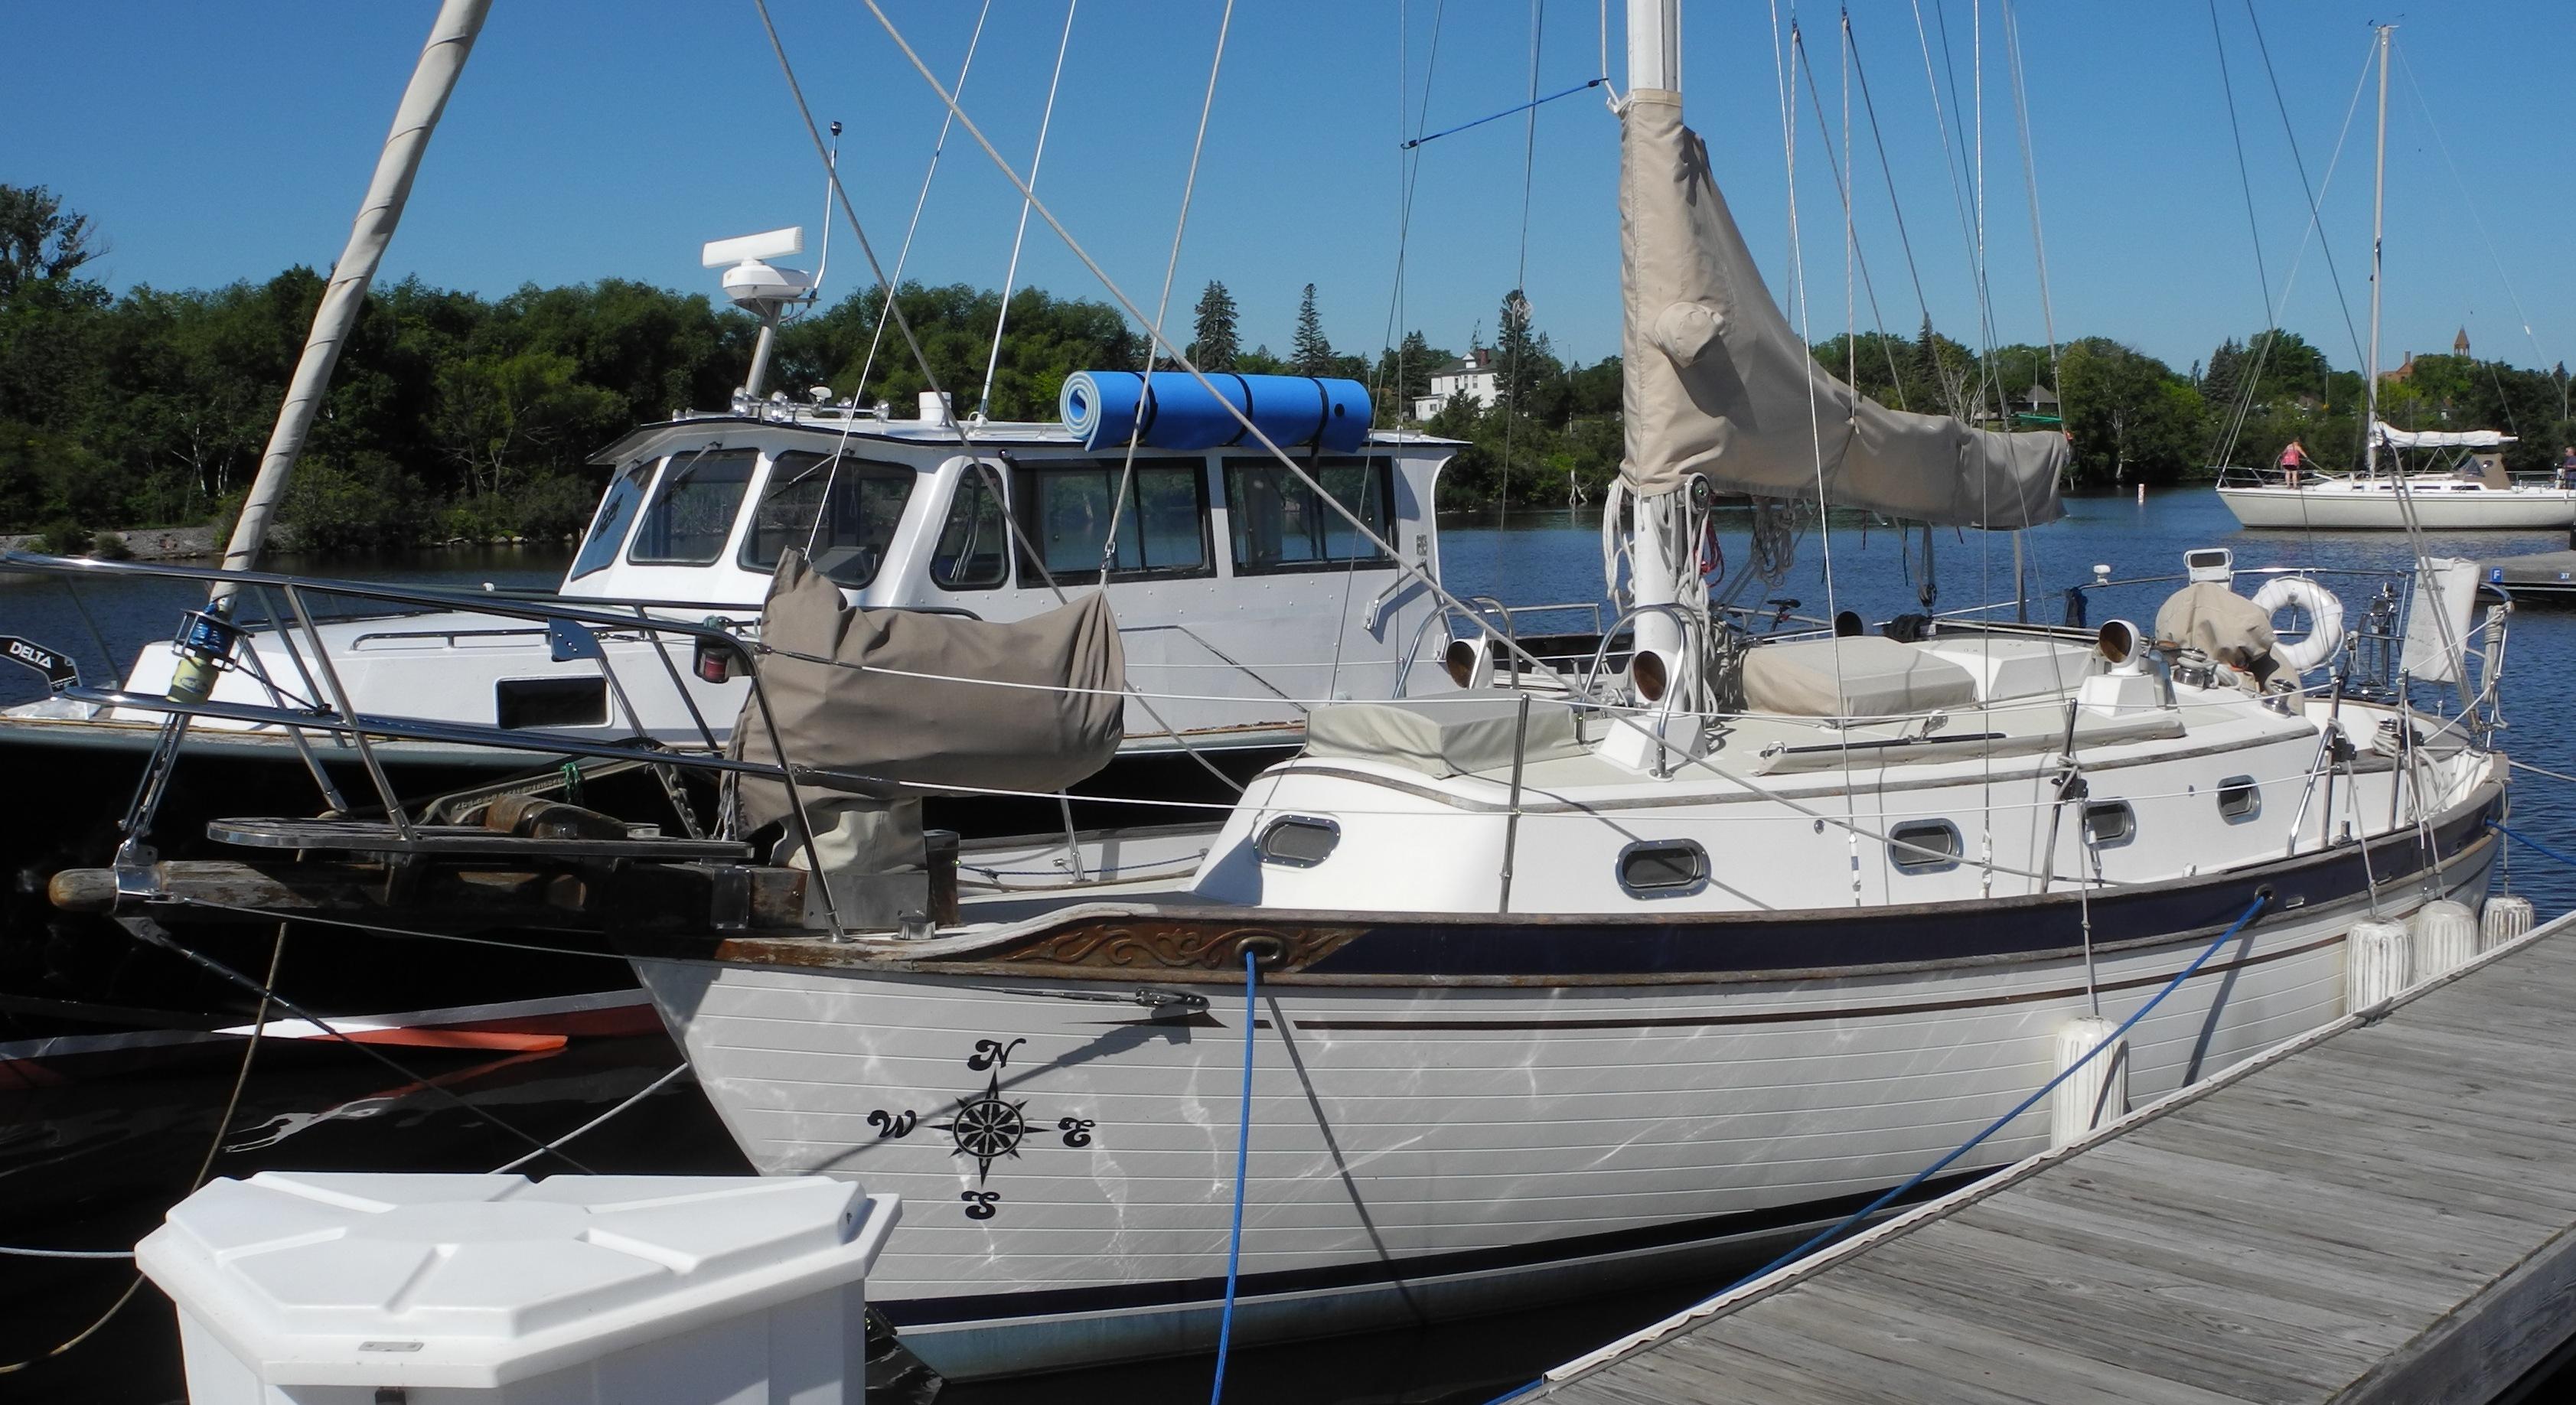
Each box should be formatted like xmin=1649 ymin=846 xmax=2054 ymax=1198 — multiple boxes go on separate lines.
xmin=569 ymin=458 xmax=659 ymax=581
xmin=2216 ymin=776 xmax=2261 ymax=823
xmin=627 ymin=448 xmax=759 ymax=567
xmin=929 ymin=462 xmax=1013 ymax=592
xmin=1616 ymin=839 xmax=1710 ymax=898
xmin=735 ymin=450 xmax=918 ymax=588
xmin=1221 ymin=455 xmax=1400 ymax=576
xmin=1013 ymin=458 xmax=1217 ymax=584
xmin=1888 ymin=820 xmax=1965 ymax=874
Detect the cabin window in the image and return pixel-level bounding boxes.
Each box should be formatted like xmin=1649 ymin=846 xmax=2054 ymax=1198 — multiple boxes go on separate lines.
xmin=739 ymin=452 xmax=915 ymax=586
xmin=1889 ymin=820 xmax=1964 ymax=874
xmin=494 ymin=676 xmax=608 ymax=729
xmin=2082 ymin=800 xmax=2136 ymax=848
xmin=1014 ymin=460 xmax=1211 ymax=582
xmin=2216 ymin=776 xmax=2261 ymax=823
xmin=931 ymin=465 xmax=1011 ymax=591
xmin=1257 ymin=816 xmax=1340 ymax=868
xmin=571 ymin=458 xmax=657 ymax=580
xmin=1617 ymin=839 xmax=1709 ymax=897
xmin=629 ymin=449 xmax=758 ymax=566
xmin=1224 ymin=456 xmax=1396 ymax=574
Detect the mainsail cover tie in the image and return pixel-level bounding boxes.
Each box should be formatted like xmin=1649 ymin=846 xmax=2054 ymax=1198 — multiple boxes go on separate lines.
xmin=1617 ymin=89 xmax=2066 ymax=527
xmin=732 ymin=551 xmax=1126 ymax=829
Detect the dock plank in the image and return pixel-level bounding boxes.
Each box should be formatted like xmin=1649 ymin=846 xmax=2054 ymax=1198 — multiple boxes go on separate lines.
xmin=1538 ymin=912 xmax=2576 ymax=1404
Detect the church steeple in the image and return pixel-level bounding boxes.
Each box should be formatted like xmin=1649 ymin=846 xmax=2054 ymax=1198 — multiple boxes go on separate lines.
xmin=2454 ymin=326 xmax=2471 ymax=357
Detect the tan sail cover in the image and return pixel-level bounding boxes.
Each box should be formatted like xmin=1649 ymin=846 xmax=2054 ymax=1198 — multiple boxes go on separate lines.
xmin=1619 ymin=90 xmax=2066 ymax=526
xmin=732 ymin=551 xmax=1126 ymax=828
xmin=2154 ymin=582 xmax=2278 ymax=675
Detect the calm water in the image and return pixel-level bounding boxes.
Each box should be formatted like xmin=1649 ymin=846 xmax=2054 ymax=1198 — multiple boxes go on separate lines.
xmin=5 ymin=494 xmax=2574 ymax=1403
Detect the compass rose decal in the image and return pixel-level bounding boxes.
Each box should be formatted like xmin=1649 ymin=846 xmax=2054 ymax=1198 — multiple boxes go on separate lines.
xmin=865 ymin=1035 xmax=1097 ymax=1221
xmin=930 ymin=1069 xmax=1029 ymax=1182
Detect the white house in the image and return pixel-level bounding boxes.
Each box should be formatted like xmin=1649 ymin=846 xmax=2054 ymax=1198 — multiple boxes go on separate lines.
xmin=1411 ymin=348 xmax=1499 ymax=420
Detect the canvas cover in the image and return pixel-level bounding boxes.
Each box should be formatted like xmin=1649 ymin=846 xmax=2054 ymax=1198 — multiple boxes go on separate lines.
xmin=1305 ymin=692 xmax=1586 ymax=777
xmin=2375 ymin=421 xmax=2514 ymax=450
xmin=732 ymin=551 xmax=1126 ymax=829
xmin=1619 ymin=90 xmax=2066 ymax=527
xmin=2154 ymin=583 xmax=2278 ymax=675
xmin=1740 ymin=636 xmax=1979 ymax=718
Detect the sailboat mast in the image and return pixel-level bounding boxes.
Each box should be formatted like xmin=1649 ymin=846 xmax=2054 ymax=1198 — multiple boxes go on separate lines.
xmin=1622 ymin=0 xmax=1688 ymax=713
xmin=171 ymin=0 xmax=491 ymax=704
xmin=2363 ymin=23 xmax=2390 ymax=479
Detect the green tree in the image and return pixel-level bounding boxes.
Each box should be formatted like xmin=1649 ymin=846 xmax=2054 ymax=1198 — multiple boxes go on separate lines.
xmin=2060 ymin=337 xmax=2202 ymax=485
xmin=1290 ymin=283 xmax=1332 ymax=376
xmin=0 ymin=185 xmax=100 ymax=299
xmin=1494 ymin=289 xmax=1551 ymax=412
xmin=1189 ymin=279 xmax=1238 ymax=371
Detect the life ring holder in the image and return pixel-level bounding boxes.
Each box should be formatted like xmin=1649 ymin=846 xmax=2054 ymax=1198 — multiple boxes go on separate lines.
xmin=2248 ymin=576 xmax=2346 ymax=674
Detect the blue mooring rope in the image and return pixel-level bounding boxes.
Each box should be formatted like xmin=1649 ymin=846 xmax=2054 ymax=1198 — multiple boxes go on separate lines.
xmin=2494 ymin=820 xmax=2576 ymax=870
xmin=1208 ymin=945 xmax=1258 ymax=1405
xmin=1475 ymin=889 xmax=2273 ymax=1405
xmin=1401 ymin=77 xmax=1609 ymax=150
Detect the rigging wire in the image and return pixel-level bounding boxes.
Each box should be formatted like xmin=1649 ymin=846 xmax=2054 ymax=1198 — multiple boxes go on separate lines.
xmin=751 ymin=0 xmax=1245 ymax=798
xmin=1098 ymin=0 xmax=1235 ymax=585
xmin=1374 ymin=0 xmax=1449 ymax=426
xmin=1498 ymin=0 xmax=1547 ymax=526
xmin=977 ymin=0 xmax=1080 ymax=419
xmin=855 ymin=1 xmax=993 ymax=398
xmin=2393 ymin=42 xmax=2556 ymax=413
xmin=1790 ymin=21 xmax=1909 ymax=403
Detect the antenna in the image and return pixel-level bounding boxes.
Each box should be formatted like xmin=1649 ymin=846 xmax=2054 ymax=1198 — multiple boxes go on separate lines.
xmin=812 ymin=120 xmax=842 ymax=306
xmin=702 ymin=227 xmax=814 ymax=403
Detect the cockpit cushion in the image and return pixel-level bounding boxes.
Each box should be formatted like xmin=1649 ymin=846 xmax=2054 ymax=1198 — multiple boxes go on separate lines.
xmin=1304 ymin=689 xmax=1586 ymax=777
xmin=1740 ymin=636 xmax=1979 ymax=718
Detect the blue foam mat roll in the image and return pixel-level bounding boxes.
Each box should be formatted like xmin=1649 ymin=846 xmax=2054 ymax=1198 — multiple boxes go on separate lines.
xmin=1058 ymin=371 xmax=1372 ymax=453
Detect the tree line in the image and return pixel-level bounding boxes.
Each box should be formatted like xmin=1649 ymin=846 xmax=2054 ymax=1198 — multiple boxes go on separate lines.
xmin=7 ymin=185 xmax=2571 ymax=550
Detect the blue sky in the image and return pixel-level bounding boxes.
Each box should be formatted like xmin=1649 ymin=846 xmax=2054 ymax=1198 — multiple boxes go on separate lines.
xmin=5 ymin=2 xmax=2568 ymax=384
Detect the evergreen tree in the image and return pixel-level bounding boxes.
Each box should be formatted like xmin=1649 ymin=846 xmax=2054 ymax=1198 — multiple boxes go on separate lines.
xmin=1188 ymin=279 xmax=1238 ymax=371
xmin=1290 ymin=282 xmax=1333 ymax=375
xmin=1495 ymin=289 xmax=1548 ymax=413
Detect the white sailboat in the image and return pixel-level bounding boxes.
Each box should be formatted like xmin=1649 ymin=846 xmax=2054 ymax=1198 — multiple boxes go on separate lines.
xmin=605 ymin=4 xmax=2506 ymax=1379
xmin=54 ymin=3 xmax=2513 ymax=1384
xmin=2214 ymin=28 xmax=2571 ymax=532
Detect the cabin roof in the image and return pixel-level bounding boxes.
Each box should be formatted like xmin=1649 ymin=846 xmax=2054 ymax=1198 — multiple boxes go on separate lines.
xmin=588 ymin=412 xmax=1461 ymax=467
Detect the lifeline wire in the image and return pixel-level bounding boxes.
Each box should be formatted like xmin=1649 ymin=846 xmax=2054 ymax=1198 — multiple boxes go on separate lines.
xmin=1488 ymin=889 xmax=2274 ymax=1403
xmin=1208 ymin=945 xmax=1259 ymax=1405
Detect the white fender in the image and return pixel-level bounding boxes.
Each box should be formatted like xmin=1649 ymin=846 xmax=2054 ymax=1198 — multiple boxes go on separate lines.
xmin=2249 ymin=575 xmax=2346 ymax=673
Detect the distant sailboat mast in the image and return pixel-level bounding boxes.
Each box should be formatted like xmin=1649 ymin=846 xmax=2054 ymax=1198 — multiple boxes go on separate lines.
xmin=2363 ymin=23 xmax=2390 ymax=481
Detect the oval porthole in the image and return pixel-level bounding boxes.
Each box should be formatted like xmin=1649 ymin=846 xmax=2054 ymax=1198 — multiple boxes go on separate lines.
xmin=1618 ymin=839 xmax=1709 ymax=897
xmin=1257 ymin=816 xmax=1340 ymax=869
xmin=1889 ymin=820 xmax=1963 ymax=874
xmin=2082 ymin=800 xmax=2136 ymax=848
xmin=2216 ymin=776 xmax=2260 ymax=823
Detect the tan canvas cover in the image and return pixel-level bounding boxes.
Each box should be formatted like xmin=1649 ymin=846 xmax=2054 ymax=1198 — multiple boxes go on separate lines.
xmin=1305 ymin=692 xmax=1586 ymax=777
xmin=1740 ymin=636 xmax=1979 ymax=717
xmin=2154 ymin=583 xmax=2277 ymax=673
xmin=732 ymin=551 xmax=1126 ymax=828
xmin=1619 ymin=90 xmax=2066 ymax=527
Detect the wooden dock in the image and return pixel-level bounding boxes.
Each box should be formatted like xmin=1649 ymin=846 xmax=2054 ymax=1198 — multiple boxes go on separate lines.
xmin=2480 ymin=549 xmax=2576 ymax=602
xmin=1534 ymin=909 xmax=2576 ymax=1405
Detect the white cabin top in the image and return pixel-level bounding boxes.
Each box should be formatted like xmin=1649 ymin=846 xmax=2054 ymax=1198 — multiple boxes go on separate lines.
xmin=564 ymin=409 xmax=1462 ymax=614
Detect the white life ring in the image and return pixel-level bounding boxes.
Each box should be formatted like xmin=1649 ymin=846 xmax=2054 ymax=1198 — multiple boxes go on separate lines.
xmin=2248 ymin=576 xmax=2346 ymax=673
